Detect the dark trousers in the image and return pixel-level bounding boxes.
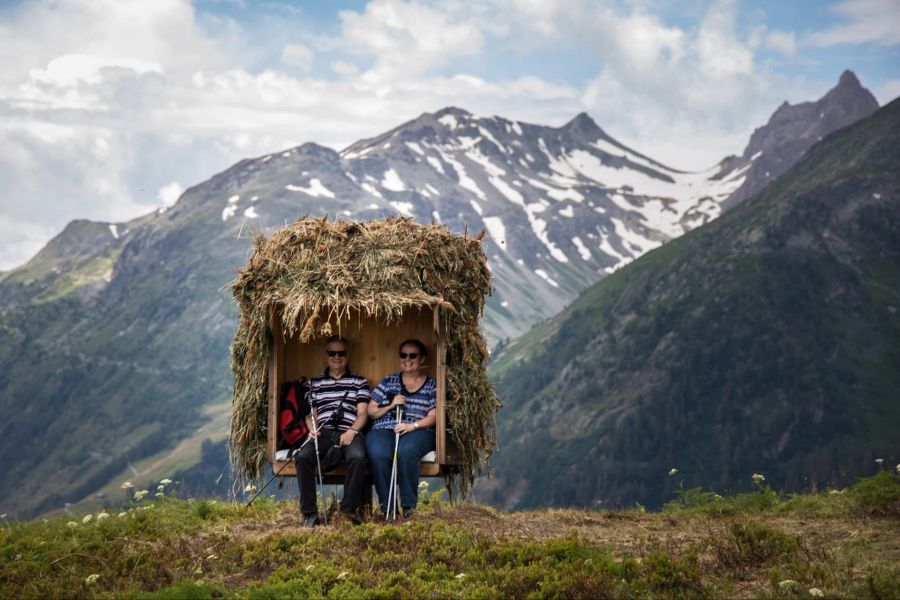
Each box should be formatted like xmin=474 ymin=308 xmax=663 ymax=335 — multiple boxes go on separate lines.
xmin=295 ymin=429 xmax=367 ymax=516
xmin=366 ymin=428 xmax=435 ymax=513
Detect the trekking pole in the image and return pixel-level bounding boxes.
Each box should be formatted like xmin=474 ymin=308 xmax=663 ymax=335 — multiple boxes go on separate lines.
xmin=386 ymin=405 xmax=404 ymax=521
xmin=245 ymin=449 xmax=296 ymax=507
xmin=310 ymin=404 xmax=327 ymax=524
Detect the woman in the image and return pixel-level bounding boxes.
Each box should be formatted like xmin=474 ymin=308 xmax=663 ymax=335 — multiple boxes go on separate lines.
xmin=366 ymin=339 xmax=436 ymax=519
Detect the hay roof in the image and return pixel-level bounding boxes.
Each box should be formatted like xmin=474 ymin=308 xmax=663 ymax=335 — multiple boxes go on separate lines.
xmin=229 ymin=216 xmax=500 ymax=496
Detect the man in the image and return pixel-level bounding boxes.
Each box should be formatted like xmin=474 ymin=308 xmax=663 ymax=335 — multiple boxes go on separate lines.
xmin=296 ymin=335 xmax=370 ymax=526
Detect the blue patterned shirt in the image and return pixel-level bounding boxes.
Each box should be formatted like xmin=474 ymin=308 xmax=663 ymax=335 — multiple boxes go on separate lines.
xmin=370 ymin=372 xmax=436 ymax=431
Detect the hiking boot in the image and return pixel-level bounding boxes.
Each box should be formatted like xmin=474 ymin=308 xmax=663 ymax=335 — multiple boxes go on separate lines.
xmin=402 ymin=507 xmax=416 ymax=519
xmin=301 ymin=514 xmax=321 ymax=527
xmin=340 ymin=508 xmax=365 ymax=526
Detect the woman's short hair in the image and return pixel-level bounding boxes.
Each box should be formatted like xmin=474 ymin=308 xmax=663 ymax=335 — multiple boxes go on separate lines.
xmin=399 ymin=338 xmax=428 ymax=358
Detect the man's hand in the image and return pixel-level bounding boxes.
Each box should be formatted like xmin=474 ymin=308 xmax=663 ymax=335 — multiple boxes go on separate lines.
xmin=338 ymin=429 xmax=357 ymax=446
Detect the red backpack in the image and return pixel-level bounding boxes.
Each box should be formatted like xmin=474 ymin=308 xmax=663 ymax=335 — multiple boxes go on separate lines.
xmin=279 ymin=378 xmax=310 ymax=449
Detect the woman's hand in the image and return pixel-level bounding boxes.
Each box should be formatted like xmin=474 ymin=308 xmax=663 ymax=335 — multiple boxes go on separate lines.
xmin=391 ymin=394 xmax=407 ymax=407
xmin=394 ymin=422 xmax=416 ymax=435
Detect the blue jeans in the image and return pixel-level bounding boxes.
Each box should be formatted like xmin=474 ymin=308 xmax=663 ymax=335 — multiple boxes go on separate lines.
xmin=366 ymin=428 xmax=435 ymax=512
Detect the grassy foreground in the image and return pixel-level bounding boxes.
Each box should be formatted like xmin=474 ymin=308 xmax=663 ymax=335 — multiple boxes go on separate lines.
xmin=2 ymin=472 xmax=899 ymax=599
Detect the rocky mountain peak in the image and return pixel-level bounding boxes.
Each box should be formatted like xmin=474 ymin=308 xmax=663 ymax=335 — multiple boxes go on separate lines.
xmin=821 ymin=68 xmax=878 ymax=115
xmin=720 ymin=70 xmax=879 ymax=209
xmin=562 ymin=111 xmax=606 ymax=138
xmin=838 ymin=68 xmax=861 ymax=88
xmin=433 ymin=106 xmax=473 ymax=120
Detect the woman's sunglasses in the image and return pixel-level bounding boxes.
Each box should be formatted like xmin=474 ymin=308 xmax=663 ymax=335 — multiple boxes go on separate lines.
xmin=399 ymin=352 xmax=419 ymax=359
xmin=326 ymin=350 xmax=348 ymax=357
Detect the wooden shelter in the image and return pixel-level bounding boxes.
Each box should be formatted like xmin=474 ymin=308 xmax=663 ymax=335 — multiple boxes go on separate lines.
xmin=229 ymin=217 xmax=500 ymax=496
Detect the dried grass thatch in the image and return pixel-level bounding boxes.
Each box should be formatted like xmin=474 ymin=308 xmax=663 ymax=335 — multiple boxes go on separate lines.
xmin=229 ymin=216 xmax=500 ymax=497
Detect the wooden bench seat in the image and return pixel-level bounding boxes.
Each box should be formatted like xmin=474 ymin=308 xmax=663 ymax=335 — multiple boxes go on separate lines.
xmin=273 ymin=449 xmax=440 ymax=478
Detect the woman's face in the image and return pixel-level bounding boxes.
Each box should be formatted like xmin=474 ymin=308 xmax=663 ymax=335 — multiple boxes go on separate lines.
xmin=399 ymin=343 xmax=424 ymax=374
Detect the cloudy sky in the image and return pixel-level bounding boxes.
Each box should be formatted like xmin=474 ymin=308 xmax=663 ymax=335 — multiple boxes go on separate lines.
xmin=1 ymin=0 xmax=898 ymax=270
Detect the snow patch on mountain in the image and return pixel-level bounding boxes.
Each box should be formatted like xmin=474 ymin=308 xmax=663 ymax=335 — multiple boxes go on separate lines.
xmin=382 ymin=169 xmax=406 ymax=191
xmin=534 ymin=269 xmax=560 ymax=288
xmin=426 ymin=155 xmax=445 ymax=175
xmin=438 ymin=150 xmax=486 ymax=200
xmin=286 ymin=179 xmax=335 ymax=198
xmin=390 ymin=201 xmax=414 ymax=217
xmin=439 ymin=114 xmax=459 ymax=129
xmin=483 ymin=216 xmax=507 ymax=250
xmin=572 ymin=236 xmax=592 ymax=260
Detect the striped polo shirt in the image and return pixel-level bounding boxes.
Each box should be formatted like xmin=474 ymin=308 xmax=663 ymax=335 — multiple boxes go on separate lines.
xmin=308 ymin=368 xmax=371 ymax=432
xmin=370 ymin=372 xmax=436 ymax=431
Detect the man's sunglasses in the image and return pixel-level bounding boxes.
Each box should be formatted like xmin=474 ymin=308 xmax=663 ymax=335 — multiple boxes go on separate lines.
xmin=399 ymin=352 xmax=419 ymax=359
xmin=326 ymin=350 xmax=348 ymax=357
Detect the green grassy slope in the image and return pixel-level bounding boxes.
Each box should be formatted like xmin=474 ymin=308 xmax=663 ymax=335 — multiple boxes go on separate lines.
xmin=2 ymin=472 xmax=899 ymax=599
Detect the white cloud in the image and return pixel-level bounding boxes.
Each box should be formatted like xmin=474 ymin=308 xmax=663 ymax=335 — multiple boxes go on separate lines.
xmin=281 ymin=43 xmax=313 ymax=71
xmin=0 ymin=0 xmax=890 ymax=271
xmin=874 ymin=78 xmax=900 ymax=104
xmin=157 ymin=182 xmax=184 ymax=207
xmin=338 ymin=0 xmax=483 ymax=79
xmin=806 ymin=0 xmax=900 ymax=46
xmin=764 ymin=30 xmax=797 ymax=55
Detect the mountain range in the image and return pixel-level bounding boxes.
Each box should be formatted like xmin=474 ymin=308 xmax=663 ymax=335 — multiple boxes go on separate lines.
xmin=481 ymin=96 xmax=900 ymax=510
xmin=0 ymin=70 xmax=880 ymax=518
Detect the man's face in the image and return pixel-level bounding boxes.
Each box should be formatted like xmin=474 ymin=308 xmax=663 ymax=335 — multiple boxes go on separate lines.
xmin=326 ymin=342 xmax=349 ymax=372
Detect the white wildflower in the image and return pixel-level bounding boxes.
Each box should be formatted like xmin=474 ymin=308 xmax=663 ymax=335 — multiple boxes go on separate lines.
xmin=155 ymin=492 xmax=164 ymax=498
xmin=875 ymin=458 xmax=884 ymax=465
xmin=96 ymin=512 xmax=110 ymax=521
xmin=134 ymin=490 xmax=149 ymax=501
xmin=66 ymin=521 xmax=78 ymax=529
xmin=668 ymin=468 xmax=678 ymax=477
xmin=120 ymin=481 xmax=134 ymax=490
xmin=243 ymin=483 xmax=257 ymax=493
xmin=82 ymin=514 xmax=93 ymax=524
xmin=896 ymin=463 xmax=900 ymax=474
xmin=751 ymin=473 xmax=765 ymax=484
xmin=159 ymin=478 xmax=172 ymax=486
xmin=157 ymin=485 xmax=165 ymax=492
xmin=337 ymin=571 xmax=348 ymax=580
xmin=455 ymin=573 xmax=467 ymax=579
xmin=85 ymin=573 xmax=100 ymax=585
xmin=418 ymin=481 xmax=429 ymax=490
xmin=809 ymin=588 xmax=824 ymax=598
xmin=778 ymin=579 xmax=797 ymax=588
xmin=117 ymin=512 xmax=128 ymax=518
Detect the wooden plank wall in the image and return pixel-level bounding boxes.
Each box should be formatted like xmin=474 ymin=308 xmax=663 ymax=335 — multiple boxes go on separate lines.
xmin=269 ymin=306 xmax=452 ymax=476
